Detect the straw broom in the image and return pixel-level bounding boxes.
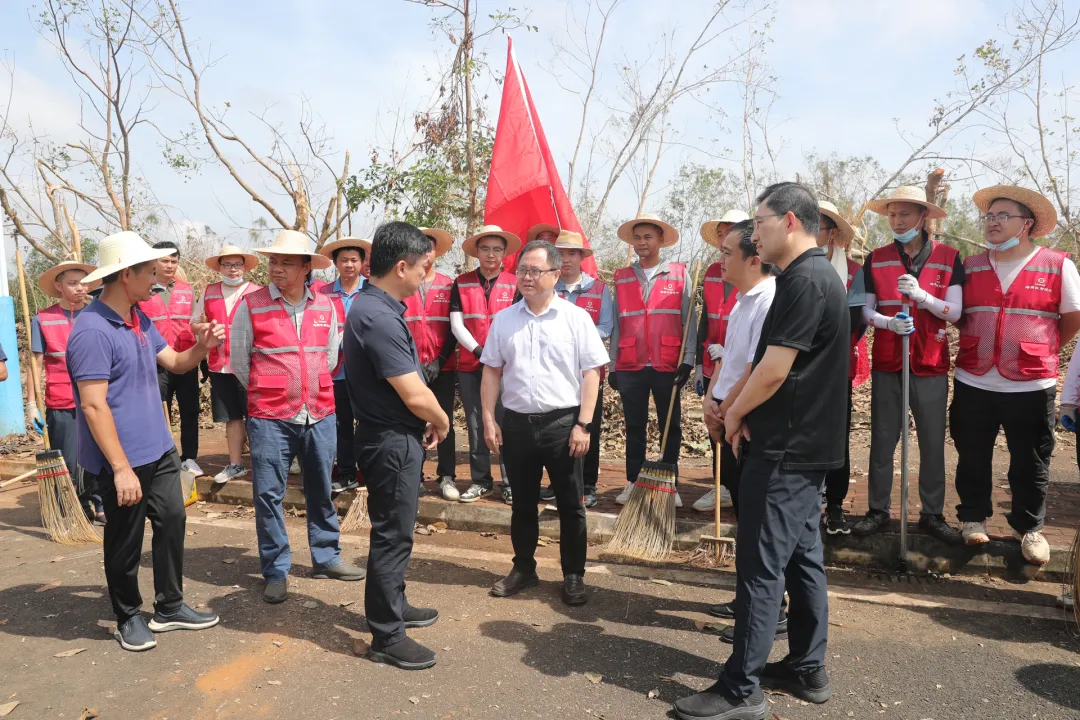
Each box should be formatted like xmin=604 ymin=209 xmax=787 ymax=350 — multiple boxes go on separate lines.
xmin=15 ymin=246 xmax=100 ymax=545
xmin=602 ymin=261 xmax=702 ymax=562
xmin=339 ymin=484 xmax=369 ymax=534
xmin=688 ymin=360 xmax=735 ymax=565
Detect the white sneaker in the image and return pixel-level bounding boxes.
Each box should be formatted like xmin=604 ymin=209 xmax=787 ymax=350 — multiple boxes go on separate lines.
xmin=212 ymin=464 xmax=247 ymax=487
xmin=1057 ymin=590 xmax=1074 ymax=610
xmin=615 ymin=483 xmax=634 ymax=505
xmin=719 ymin=486 xmax=733 ymax=507
xmin=439 ymin=477 xmax=460 ymax=501
xmin=961 ymin=521 xmax=990 ymax=545
xmin=181 ymin=459 xmax=205 ymax=476
xmin=1012 ymin=529 xmax=1050 ymax=565
xmin=692 ymin=489 xmax=716 ymax=512
xmin=674 ymin=492 xmax=682 ymax=509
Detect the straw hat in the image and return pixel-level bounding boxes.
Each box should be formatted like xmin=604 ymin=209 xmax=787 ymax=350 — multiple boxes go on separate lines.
xmin=553 ymin=229 xmax=593 ymax=258
xmin=205 ymin=244 xmax=259 ymax=272
xmin=818 ymin=201 xmax=855 ymax=246
xmin=419 ymin=227 xmax=453 ymax=258
xmin=319 ymin=236 xmax=373 ymax=263
xmin=255 ymin=230 xmax=331 ymax=270
xmin=527 ymin=223 xmax=560 ymax=242
xmin=700 ymin=209 xmax=750 ymax=248
xmin=462 ymin=225 xmax=522 ymax=259
xmin=38 ymin=260 xmax=100 ymax=298
xmin=866 ymin=185 xmax=947 ymax=220
xmin=82 ymin=231 xmax=177 ymax=284
xmin=973 ymin=185 xmax=1058 ymax=239
xmin=617 ymin=213 xmax=679 ymax=247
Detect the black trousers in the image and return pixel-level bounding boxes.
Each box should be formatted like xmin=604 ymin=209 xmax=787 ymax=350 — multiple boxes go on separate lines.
xmin=355 ymin=423 xmax=424 ymax=647
xmin=87 ymin=449 xmax=185 ymax=622
xmin=583 ymin=386 xmax=603 ymax=494
xmin=503 ymin=407 xmax=587 ymax=577
xmin=333 ymin=380 xmax=357 ymax=476
xmin=620 ymin=368 xmax=681 ymax=484
xmin=46 ymin=408 xmax=100 ymax=514
xmin=158 ymin=367 xmax=200 ymax=462
xmin=823 ymin=384 xmax=853 ymax=508
xmin=719 ymin=438 xmax=742 ymax=519
xmin=429 ymin=370 xmax=458 ymax=479
xmin=951 ymin=379 xmax=1054 ymax=533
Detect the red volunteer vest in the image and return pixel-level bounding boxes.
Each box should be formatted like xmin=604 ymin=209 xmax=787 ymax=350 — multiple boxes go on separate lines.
xmin=701 ymin=263 xmax=738 ymax=379
xmin=557 ymin=278 xmax=608 ymax=380
xmin=614 ymin=263 xmax=686 ymax=373
xmin=869 ymin=242 xmax=957 ymax=376
xmin=456 ymin=270 xmax=517 ymax=373
xmin=37 ymin=304 xmax=79 ymax=409
xmin=845 ymin=258 xmax=870 ymax=386
xmin=405 ymin=272 xmax=457 ymax=371
xmin=203 ymin=282 xmax=263 ymax=372
xmin=244 ymin=287 xmax=336 ymax=421
xmin=139 ymin=279 xmax=196 ymax=352
xmin=316 ymin=283 xmax=355 ymax=376
xmin=956 ymin=247 xmax=1067 ymax=381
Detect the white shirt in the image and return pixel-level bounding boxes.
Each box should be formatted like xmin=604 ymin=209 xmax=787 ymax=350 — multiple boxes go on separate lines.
xmin=480 ymin=294 xmax=610 ymax=414
xmin=712 ymin=277 xmax=776 ymax=401
xmin=956 ymin=248 xmax=1080 ymax=394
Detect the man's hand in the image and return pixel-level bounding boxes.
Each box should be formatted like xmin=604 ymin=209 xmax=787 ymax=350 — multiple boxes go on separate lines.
xmin=897 ymin=274 xmax=928 ymax=304
xmin=608 ymin=372 xmax=619 ymax=393
xmin=484 ymin=419 xmax=503 ymax=454
xmin=473 ymin=344 xmax=485 ymax=360
xmin=422 ymin=361 xmax=441 ymax=385
xmin=724 ymin=407 xmax=751 ymax=458
xmin=674 ymin=363 xmax=692 ymax=389
xmin=886 ymin=313 xmax=915 ymax=336
xmin=422 ymin=423 xmax=440 ymax=450
xmin=197 ymin=320 xmax=226 ymax=349
xmin=28 ymin=405 xmax=44 ymax=435
xmin=703 ymin=396 xmax=724 ymax=444
xmin=694 ymin=365 xmax=705 ymax=397
xmin=707 ymin=343 xmax=725 ymax=362
xmin=113 ymin=465 xmax=143 ymax=506
xmin=569 ymin=424 xmax=590 ymax=457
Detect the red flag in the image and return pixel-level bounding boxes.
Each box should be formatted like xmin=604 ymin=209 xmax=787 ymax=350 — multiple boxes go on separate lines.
xmin=484 ymin=37 xmax=597 ymax=276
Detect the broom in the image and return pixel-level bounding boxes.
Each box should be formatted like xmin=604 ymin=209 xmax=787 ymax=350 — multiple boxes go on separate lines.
xmin=339 ymin=483 xmax=369 ymax=534
xmin=603 ymin=261 xmax=702 ymax=562
xmin=15 ymin=246 xmax=100 ymax=545
xmin=689 ymin=361 xmax=735 ymax=566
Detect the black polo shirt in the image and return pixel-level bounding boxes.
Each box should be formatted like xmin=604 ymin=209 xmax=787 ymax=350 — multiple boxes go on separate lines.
xmin=343 ymin=283 xmax=425 ymax=432
xmin=747 ymin=247 xmax=850 ymax=471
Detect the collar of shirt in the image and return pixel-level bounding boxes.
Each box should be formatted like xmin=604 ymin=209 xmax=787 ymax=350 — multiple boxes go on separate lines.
xmin=333 ymin=277 xmax=364 ymax=297
xmin=89 ymin=298 xmax=147 ymax=340
xmin=778 ymin=247 xmax=826 ymax=276
xmin=894 ymin=237 xmax=933 ymax=274
xmin=361 ymin=282 xmax=408 ymax=316
xmin=632 ymin=260 xmax=671 ymax=279
xmin=737 ymin=276 xmax=776 ymax=302
xmin=555 ymin=272 xmax=595 ymax=295
xmin=518 ymin=293 xmax=564 ymax=319
xmin=268 ymin=283 xmax=314 ymax=304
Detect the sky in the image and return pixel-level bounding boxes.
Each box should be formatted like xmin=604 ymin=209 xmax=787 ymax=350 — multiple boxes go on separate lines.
xmin=0 ymin=0 xmax=1076 ymax=261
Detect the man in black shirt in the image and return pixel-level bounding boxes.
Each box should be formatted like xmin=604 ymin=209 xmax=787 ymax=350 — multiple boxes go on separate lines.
xmin=675 ymin=182 xmax=845 ymax=720
xmin=345 ymin=222 xmax=451 ymax=671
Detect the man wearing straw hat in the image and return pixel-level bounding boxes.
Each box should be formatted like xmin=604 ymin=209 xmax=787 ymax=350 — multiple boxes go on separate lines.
xmin=26 ymin=259 xmax=103 ymax=524
xmin=449 ymin=225 xmax=521 ymax=504
xmin=230 ymin=230 xmax=367 ymax=605
xmin=190 ymin=245 xmax=262 ymax=489
xmin=850 ymin=186 xmax=964 ymax=544
xmin=406 ymin=227 xmax=460 ymax=500
xmin=609 ymin=213 xmax=696 ymax=509
xmin=316 ymin=237 xmax=371 ymax=495
xmin=952 ymin=185 xmax=1080 ymax=565
xmin=67 ymin=231 xmax=225 ymax=652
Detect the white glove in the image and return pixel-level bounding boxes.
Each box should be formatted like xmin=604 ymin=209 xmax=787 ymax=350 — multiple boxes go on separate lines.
xmin=886 ymin=313 xmax=915 ymax=336
xmin=707 ymin=343 xmax=725 ymax=362
xmin=897 ymin=274 xmax=928 ymax=304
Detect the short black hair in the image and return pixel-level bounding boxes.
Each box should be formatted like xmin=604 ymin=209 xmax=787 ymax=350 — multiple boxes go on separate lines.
xmin=727 ymin=220 xmax=773 ymax=275
xmin=102 ymin=259 xmax=154 ymax=285
xmin=370 ymin=221 xmax=430 ymax=278
xmin=632 ymin=221 xmax=665 ymax=237
xmin=756 ymin=182 xmax=820 ymax=236
xmin=991 ymin=197 xmax=1035 ymax=220
xmin=152 ymin=240 xmax=180 ymax=258
xmin=819 ymin=214 xmax=837 ymax=231
xmin=332 ymin=246 xmax=366 ymax=263
xmin=519 ymin=240 xmax=561 ymax=270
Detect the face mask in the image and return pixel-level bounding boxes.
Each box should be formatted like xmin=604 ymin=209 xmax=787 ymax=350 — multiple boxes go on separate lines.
xmin=221 ymin=274 xmax=245 ymax=287
xmin=892 ymin=227 xmax=920 ymax=244
xmin=986 ymin=236 xmax=1020 ymax=253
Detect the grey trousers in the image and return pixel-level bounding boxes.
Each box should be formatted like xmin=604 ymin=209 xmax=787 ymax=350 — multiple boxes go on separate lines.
xmin=458 ymin=369 xmax=508 ymax=489
xmin=868 ymin=370 xmax=948 ymax=517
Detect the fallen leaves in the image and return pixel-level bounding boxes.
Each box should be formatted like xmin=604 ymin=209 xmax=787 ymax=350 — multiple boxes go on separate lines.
xmin=222 ymin=559 xmax=236 ymax=564
xmin=649 ymin=578 xmax=673 ymax=586
xmin=693 ymin=619 xmax=728 ymax=631
xmin=54 ymin=647 xmax=87 ymax=658
xmin=0 ymin=702 xmax=19 ymax=717
xmin=409 ymin=696 xmax=420 ymax=705
xmin=339 ymin=600 xmax=354 ymax=608
xmin=302 ymin=601 xmax=317 ymax=609
xmin=35 ymin=582 xmax=61 ymax=593
xmin=79 ymin=709 xmax=99 ymax=719
xmin=584 ymin=671 xmax=603 ymax=684
xmin=647 ymin=689 xmax=660 ymax=699
xmin=353 ymin=638 xmax=369 ymax=656
xmin=267 ymin=680 xmax=282 ymax=686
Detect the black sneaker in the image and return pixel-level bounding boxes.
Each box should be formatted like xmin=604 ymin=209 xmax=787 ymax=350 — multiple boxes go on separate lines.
xmin=709 ymin=601 xmax=736 ymax=619
xmin=823 ymin=505 xmax=850 ymax=536
xmin=402 ymin=605 xmax=439 ymax=628
xmin=760 ymin=661 xmax=832 ymax=704
xmin=116 ymin=614 xmax=157 ymax=652
xmin=263 ymin=578 xmax=288 ymax=604
xmin=720 ymin=615 xmax=787 ymax=644
xmin=501 ymin=485 xmax=513 ymax=504
xmin=148 ymin=604 xmax=220 ymax=633
xmin=539 ymin=486 xmax=556 ymax=502
xmin=673 ymin=683 xmax=766 ymax=720
xmin=368 ymin=636 xmax=437 ymax=670
xmin=583 ymin=490 xmax=598 ymax=508
xmin=490 ymin=567 xmax=539 ymax=597
xmin=918 ymin=514 xmax=962 ymax=545
xmin=850 ymin=510 xmax=890 ymax=537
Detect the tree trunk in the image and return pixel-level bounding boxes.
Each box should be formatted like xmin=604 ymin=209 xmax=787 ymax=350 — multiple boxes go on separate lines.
xmin=463 ymin=0 xmax=479 ymax=240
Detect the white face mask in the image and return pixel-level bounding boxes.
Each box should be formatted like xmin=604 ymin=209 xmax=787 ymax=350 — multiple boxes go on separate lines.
xmin=221 ymin=274 xmax=245 ymax=287
xmin=986 ymin=236 xmax=1021 ymax=253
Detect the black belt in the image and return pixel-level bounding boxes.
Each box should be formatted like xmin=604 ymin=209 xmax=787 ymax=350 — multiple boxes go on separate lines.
xmin=505 ymin=406 xmax=577 ymax=424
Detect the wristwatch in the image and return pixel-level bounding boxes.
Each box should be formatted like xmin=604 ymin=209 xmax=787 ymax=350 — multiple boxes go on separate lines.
xmin=576 ymin=420 xmax=593 ymax=432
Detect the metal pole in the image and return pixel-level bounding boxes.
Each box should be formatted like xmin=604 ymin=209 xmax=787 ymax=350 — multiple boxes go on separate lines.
xmin=899 ymin=300 xmax=911 ymax=570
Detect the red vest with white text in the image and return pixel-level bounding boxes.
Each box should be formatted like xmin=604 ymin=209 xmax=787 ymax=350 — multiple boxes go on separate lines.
xmin=138 ymin=279 xmax=196 ymax=352
xmin=845 ymin=258 xmax=870 ymax=386
xmin=956 ymin=247 xmax=1066 ymax=381
xmin=37 ymin=304 xmax=78 ymax=409
xmin=557 ymin=278 xmax=608 ymax=380
xmin=405 ymin=272 xmax=457 ymax=371
xmin=316 ymin=284 xmax=352 ymax=376
xmin=614 ymin=263 xmax=686 ymax=373
xmin=456 ymin=270 xmax=517 ymax=373
xmin=203 ymin=282 xmax=263 ymax=372
xmin=701 ymin=263 xmax=738 ymax=379
xmin=244 ymin=287 xmax=336 ymax=420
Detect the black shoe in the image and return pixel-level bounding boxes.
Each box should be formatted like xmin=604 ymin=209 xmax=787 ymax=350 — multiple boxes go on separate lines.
xmin=562 ymin=574 xmax=587 ymax=605
xmin=148 ymin=604 xmax=220 ymax=633
xmin=850 ymin=510 xmax=890 ymax=536
xmin=311 ymin=560 xmax=367 ymax=581
xmin=918 ymin=514 xmax=962 ymax=545
xmin=501 ymin=485 xmax=513 ymax=504
xmin=263 ymin=578 xmax=288 ymax=604
xmin=368 ymin=636 xmax=437 ymax=670
xmin=490 ymin=567 xmax=539 ymax=597
xmin=402 ymin=605 xmax=439 ymax=628
xmin=583 ymin=491 xmax=598 ymax=508
xmin=823 ymin=504 xmax=850 ymax=536
xmin=708 ymin=601 xmax=736 ymax=619
xmin=539 ymin=486 xmax=556 ymax=502
xmin=760 ymin=661 xmax=832 ymax=704
xmin=719 ymin=615 xmax=788 ymax=644
xmin=115 ymin=614 xmax=157 ymax=652
xmin=673 ymin=682 xmax=766 ymax=720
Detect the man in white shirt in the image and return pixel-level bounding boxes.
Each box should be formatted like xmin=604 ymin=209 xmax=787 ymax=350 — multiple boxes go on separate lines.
xmin=952 ymin=185 xmax=1080 ymax=565
xmin=480 ymin=240 xmax=608 ymax=606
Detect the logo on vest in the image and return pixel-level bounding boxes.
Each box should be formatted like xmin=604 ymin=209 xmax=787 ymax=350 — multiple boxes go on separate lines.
xmin=1025 ymin=275 xmax=1053 ymax=293
xmin=500 ymin=291 xmax=509 ymax=300
xmin=586 ymin=301 xmax=595 ymax=310
xmin=659 ymin=282 xmax=679 ymax=295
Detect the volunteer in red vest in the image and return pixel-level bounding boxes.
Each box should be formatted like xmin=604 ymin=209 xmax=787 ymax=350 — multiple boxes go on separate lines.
xmin=190 ymin=245 xmax=262 ymax=489
xmin=609 ymin=213 xmax=697 ymax=509
xmin=316 ymin=237 xmax=370 ymax=495
xmin=450 ymin=225 xmax=521 ymax=505
xmin=816 ymin=201 xmax=867 ymax=535
xmin=952 ymin=186 xmax=1080 ymax=565
xmin=851 ymin=186 xmax=963 ymax=544
xmin=230 ymin=230 xmax=366 ymax=604
xmin=139 ymin=241 xmax=202 ymax=476
xmin=27 ymin=260 xmax=103 ymax=524
xmin=692 ymin=209 xmax=747 ymax=514
xmin=408 ymin=227 xmax=460 ymax=501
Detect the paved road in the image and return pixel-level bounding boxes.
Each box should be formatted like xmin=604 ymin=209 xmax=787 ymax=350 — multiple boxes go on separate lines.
xmin=1 ymin=485 xmax=1078 ymax=720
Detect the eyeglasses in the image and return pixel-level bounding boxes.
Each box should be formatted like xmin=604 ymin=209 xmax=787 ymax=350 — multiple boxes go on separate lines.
xmin=515 ymin=268 xmax=557 ymax=279
xmin=477 ymin=246 xmax=506 ymax=256
xmin=219 ymin=262 xmax=246 ymax=270
xmin=979 ymin=213 xmax=1029 ymax=224
xmin=752 ymin=213 xmax=784 ymax=227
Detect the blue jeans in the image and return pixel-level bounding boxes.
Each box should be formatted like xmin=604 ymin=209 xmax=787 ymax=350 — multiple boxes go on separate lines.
xmin=248 ymin=416 xmax=342 ymax=581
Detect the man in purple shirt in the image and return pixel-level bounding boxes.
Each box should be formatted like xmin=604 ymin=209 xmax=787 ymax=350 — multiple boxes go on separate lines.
xmin=68 ymin=231 xmax=227 ymax=653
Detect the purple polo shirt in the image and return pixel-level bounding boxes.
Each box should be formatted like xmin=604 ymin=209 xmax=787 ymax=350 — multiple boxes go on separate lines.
xmin=67 ymin=298 xmax=174 ymax=475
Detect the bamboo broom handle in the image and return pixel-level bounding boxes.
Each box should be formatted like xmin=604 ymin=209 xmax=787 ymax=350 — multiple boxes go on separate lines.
xmin=15 ymin=246 xmax=50 ymax=450
xmin=658 ymin=260 xmax=702 ymax=457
